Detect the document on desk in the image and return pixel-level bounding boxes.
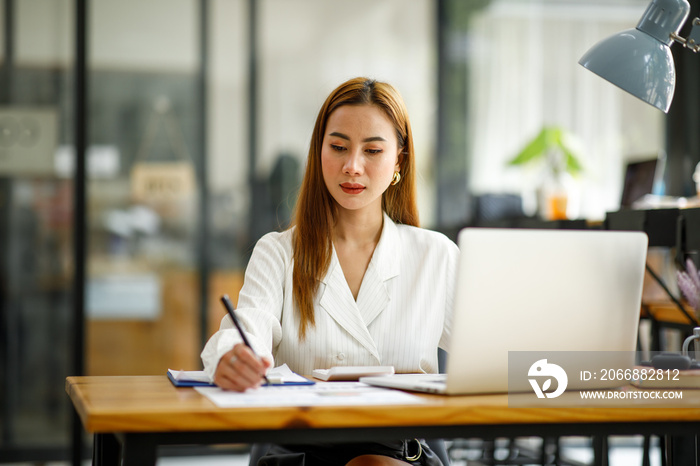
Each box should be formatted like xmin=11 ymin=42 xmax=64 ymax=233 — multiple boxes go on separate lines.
xmin=195 ymin=382 xmax=425 ymax=408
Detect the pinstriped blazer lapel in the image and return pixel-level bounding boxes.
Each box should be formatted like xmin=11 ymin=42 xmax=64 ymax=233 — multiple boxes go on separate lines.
xmin=317 ymin=214 xmax=401 ymax=361
xmin=356 ymin=215 xmax=400 ymax=326
xmin=319 ymin=248 xmax=381 ymax=361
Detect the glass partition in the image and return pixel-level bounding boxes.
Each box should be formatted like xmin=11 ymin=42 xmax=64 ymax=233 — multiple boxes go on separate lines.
xmin=85 ymin=0 xmax=204 ymax=376
xmin=0 ymin=0 xmax=76 ymax=459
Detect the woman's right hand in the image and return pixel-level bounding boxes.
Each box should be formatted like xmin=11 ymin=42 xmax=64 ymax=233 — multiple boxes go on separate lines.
xmin=213 ymin=342 xmax=272 ymax=392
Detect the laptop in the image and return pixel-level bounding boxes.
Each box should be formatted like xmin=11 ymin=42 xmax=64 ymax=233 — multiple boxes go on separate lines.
xmin=620 ymin=158 xmax=660 ymax=208
xmin=361 ymin=228 xmax=648 ymax=395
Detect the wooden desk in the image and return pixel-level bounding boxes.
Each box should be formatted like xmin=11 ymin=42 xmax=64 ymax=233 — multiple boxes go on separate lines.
xmin=67 ymin=376 xmax=700 ymax=466
xmin=643 ymin=300 xmax=697 ymax=326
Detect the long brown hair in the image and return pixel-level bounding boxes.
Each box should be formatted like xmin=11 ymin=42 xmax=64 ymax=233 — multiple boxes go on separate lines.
xmin=291 ymin=77 xmax=419 ymax=338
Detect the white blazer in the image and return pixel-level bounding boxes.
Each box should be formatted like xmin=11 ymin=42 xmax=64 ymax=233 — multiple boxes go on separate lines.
xmin=201 ymin=213 xmax=460 ymax=380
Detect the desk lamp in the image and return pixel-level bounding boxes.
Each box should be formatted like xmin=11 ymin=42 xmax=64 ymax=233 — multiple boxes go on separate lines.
xmin=579 ymin=0 xmax=700 ymax=113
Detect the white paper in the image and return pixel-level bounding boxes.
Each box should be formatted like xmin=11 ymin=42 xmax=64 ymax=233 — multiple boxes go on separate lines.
xmin=267 ymin=363 xmax=310 ymax=384
xmin=195 ymin=382 xmax=425 ymax=408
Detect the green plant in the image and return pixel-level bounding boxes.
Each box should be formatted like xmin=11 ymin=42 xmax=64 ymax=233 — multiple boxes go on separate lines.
xmin=507 ymin=126 xmax=583 ymax=177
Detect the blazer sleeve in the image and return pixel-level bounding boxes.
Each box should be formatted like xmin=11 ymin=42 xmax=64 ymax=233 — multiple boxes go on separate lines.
xmin=200 ymin=231 xmax=288 ymax=380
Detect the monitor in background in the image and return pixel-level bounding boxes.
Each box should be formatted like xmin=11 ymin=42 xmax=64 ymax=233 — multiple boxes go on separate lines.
xmin=620 ymin=158 xmax=660 ymax=208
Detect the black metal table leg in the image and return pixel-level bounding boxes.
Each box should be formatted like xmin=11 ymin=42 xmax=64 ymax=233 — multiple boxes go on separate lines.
xmin=93 ymin=433 xmax=120 ymax=466
xmin=642 ymin=435 xmax=652 ymax=466
xmin=592 ymin=436 xmax=608 ymax=466
xmin=121 ymin=434 xmax=157 ymax=466
xmin=665 ymin=435 xmax=674 ymax=466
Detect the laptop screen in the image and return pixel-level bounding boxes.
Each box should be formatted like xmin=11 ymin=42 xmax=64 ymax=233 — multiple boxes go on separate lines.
xmin=620 ymin=158 xmax=658 ymax=208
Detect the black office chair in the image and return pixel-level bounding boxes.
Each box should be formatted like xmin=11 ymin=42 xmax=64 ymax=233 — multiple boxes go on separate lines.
xmin=426 ymin=438 xmax=451 ymax=465
xmin=248 ymin=444 xmax=270 ymax=465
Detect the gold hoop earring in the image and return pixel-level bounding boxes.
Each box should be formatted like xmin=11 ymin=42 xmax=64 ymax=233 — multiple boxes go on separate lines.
xmin=391 ymin=171 xmax=401 ymax=186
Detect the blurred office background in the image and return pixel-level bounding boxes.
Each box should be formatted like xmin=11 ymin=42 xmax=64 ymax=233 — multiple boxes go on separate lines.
xmin=0 ymin=0 xmax=697 ymax=463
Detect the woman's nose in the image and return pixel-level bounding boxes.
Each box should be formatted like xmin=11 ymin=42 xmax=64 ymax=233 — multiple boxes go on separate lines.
xmin=343 ymin=150 xmax=363 ymax=175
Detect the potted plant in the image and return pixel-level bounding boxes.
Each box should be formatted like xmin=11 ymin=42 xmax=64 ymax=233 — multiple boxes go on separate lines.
xmin=507 ymin=126 xmax=583 ymax=220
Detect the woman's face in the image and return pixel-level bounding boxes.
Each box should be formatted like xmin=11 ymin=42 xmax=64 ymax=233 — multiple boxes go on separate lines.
xmin=321 ymin=104 xmax=401 ymax=216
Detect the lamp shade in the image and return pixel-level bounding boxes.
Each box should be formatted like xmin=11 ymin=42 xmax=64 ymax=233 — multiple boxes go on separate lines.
xmin=578 ymin=0 xmax=691 ymax=113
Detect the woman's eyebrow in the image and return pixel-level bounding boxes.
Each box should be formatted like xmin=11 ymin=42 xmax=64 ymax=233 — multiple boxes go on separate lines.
xmin=328 ymin=131 xmax=387 ymax=143
xmin=329 ymin=131 xmax=350 ymax=140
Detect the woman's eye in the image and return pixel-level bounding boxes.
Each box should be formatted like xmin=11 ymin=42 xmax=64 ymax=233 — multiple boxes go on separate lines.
xmin=366 ymin=148 xmax=382 ymax=155
xmin=331 ymin=144 xmax=346 ymax=152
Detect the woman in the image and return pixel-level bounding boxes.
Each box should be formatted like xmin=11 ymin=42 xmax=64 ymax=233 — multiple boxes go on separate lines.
xmin=201 ymin=77 xmax=459 ymax=466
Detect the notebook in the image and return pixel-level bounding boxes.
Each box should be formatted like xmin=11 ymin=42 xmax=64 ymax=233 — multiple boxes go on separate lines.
xmin=360 ymin=228 xmax=648 ymax=395
xmin=167 ymin=364 xmax=315 ymax=388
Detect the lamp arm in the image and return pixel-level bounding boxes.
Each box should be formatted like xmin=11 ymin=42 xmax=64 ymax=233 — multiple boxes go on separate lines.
xmin=671 ymin=17 xmax=700 ymax=52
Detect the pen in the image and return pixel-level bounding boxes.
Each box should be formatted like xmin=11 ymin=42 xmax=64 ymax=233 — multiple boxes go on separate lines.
xmin=220 ymin=294 xmax=270 ymax=385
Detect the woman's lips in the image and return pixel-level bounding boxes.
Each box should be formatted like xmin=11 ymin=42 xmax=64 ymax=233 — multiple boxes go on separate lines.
xmin=340 ymin=183 xmax=365 ymax=194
